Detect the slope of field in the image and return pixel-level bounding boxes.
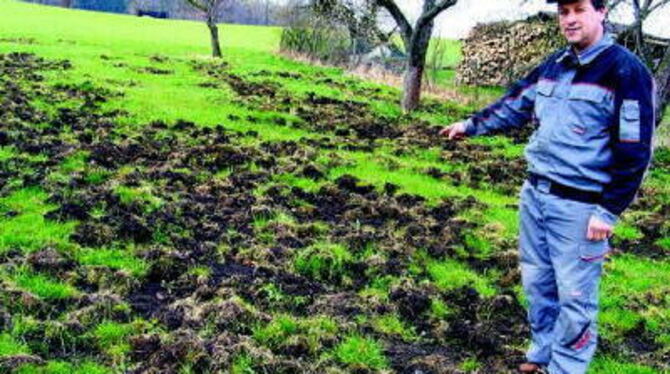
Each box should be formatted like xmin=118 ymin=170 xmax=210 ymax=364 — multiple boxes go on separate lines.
xmin=0 ymin=1 xmax=668 ymax=373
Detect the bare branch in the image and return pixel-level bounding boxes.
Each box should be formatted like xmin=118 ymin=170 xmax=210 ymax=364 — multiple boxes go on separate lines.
xmin=375 ymin=0 xmax=413 ymax=46
xmin=416 ymin=0 xmax=457 ymax=30
xmin=372 ymin=0 xmax=459 ymax=111
xmin=184 ymin=0 xmax=208 ymax=12
xmin=648 ymin=0 xmax=670 ymax=13
xmin=185 ymin=0 xmax=229 ymax=17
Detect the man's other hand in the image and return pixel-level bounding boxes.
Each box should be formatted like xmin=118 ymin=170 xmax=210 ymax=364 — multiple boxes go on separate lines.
xmin=587 ymin=216 xmax=613 ymax=241
xmin=439 ymin=121 xmax=468 ymax=140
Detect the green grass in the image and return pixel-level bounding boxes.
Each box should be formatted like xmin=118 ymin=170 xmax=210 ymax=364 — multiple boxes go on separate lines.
xmin=252 ymin=209 xmax=296 ymax=230
xmin=394 ymin=36 xmax=461 ymax=70
xmin=429 ymin=298 xmax=454 ymax=319
xmin=76 ymin=246 xmax=148 ymax=277
xmin=599 ymin=254 xmax=670 ymax=343
xmin=612 ymin=222 xmax=644 ymax=242
xmin=0 ymin=145 xmax=19 ymax=162
xmin=481 ymin=206 xmax=519 ymax=240
xmin=656 ymin=237 xmax=670 ymax=252
xmin=84 ymin=168 xmax=111 ymax=185
xmin=428 ymin=38 xmax=463 ymax=69
xmin=16 ymin=361 xmax=112 ymax=374
xmin=253 ymin=314 xmax=339 ymax=354
xmin=658 ymin=108 xmax=669 ymax=146
xmin=358 ymin=274 xmax=397 ymax=302
xmin=0 ymin=0 xmax=279 ymax=55
xmin=253 ymin=314 xmax=299 ymax=347
xmin=460 ymin=357 xmax=482 ymax=372
xmin=463 ymin=232 xmax=494 ymax=258
xmin=371 ymin=313 xmax=417 ymax=342
xmin=333 ymin=335 xmax=388 ymax=370
xmin=329 ymin=151 xmax=516 ymax=207
xmin=272 ymin=173 xmax=325 ymax=192
xmin=0 ymin=0 xmax=308 ymax=142
xmin=0 ymin=333 xmax=31 ymax=356
xmin=231 ymin=353 xmax=255 ymax=374
xmin=469 ymin=135 xmax=526 ymax=159
xmin=10 ymin=266 xmax=78 ymax=300
xmin=0 ymin=187 xmax=77 ymax=254
xmin=58 ymin=151 xmax=89 ymax=174
xmin=293 ymin=241 xmax=353 ymax=282
xmin=113 ymin=184 xmax=165 ymax=212
xmin=427 ymin=259 xmax=497 ymax=298
xmin=588 ymin=356 xmax=658 ymax=374
xmin=1 ymin=1 xmax=668 ymax=372
xmin=92 ymin=321 xmax=134 ymax=345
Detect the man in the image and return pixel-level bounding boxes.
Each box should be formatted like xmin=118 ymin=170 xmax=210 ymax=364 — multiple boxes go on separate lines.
xmin=440 ymin=0 xmax=656 ymax=373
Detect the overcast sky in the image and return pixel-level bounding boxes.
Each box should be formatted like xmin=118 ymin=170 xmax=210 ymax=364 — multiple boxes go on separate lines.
xmin=382 ymin=0 xmax=670 ymax=39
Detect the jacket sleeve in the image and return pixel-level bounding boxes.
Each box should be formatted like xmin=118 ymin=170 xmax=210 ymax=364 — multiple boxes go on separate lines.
xmin=464 ymin=57 xmax=551 ymax=136
xmin=594 ymin=61 xmax=656 ymax=226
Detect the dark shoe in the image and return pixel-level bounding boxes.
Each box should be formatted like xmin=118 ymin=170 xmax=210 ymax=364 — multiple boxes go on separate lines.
xmin=518 ymin=362 xmax=547 ymax=373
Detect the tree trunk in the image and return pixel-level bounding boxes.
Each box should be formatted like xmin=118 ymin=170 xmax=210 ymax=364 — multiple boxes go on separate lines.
xmin=401 ymin=20 xmax=433 ymax=113
xmin=633 ymin=22 xmax=651 ymax=66
xmin=207 ymin=21 xmax=222 ymax=58
xmin=654 ymin=46 xmax=670 ymax=124
xmin=61 ymin=0 xmax=72 ymax=8
xmin=402 ymin=63 xmax=424 ymax=112
xmin=376 ymin=0 xmax=458 ymax=112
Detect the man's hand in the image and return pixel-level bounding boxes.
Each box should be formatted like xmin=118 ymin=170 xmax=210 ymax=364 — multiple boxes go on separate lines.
xmin=587 ymin=216 xmax=613 ymax=241
xmin=439 ymin=121 xmax=468 ymax=140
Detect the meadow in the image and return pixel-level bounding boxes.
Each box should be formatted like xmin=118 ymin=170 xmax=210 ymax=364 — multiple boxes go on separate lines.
xmin=0 ymin=0 xmax=668 ymax=372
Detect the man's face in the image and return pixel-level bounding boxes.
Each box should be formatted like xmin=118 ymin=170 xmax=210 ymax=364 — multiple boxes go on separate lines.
xmin=558 ymin=0 xmax=607 ymax=50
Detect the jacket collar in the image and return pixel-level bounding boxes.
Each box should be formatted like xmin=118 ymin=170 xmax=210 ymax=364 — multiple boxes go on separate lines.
xmin=557 ymin=33 xmax=615 ymax=66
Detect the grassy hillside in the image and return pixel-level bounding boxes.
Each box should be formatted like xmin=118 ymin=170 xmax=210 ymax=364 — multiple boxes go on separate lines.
xmin=0 ymin=0 xmax=668 ymax=373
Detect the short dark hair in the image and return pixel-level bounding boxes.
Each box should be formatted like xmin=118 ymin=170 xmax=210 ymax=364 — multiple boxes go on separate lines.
xmin=549 ymin=0 xmax=607 ymax=10
xmin=591 ymin=0 xmax=607 ymax=9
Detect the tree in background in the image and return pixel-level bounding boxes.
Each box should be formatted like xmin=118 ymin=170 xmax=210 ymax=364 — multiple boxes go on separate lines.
xmin=608 ymin=0 xmax=670 ymax=120
xmin=310 ymin=0 xmax=384 ymax=54
xmin=609 ymin=0 xmax=668 ymax=63
xmin=184 ymin=0 xmax=231 ymax=58
xmin=280 ymin=0 xmax=388 ymax=66
xmin=375 ymin=0 xmax=458 ymax=112
xmin=657 ymin=45 xmax=670 ymax=119
xmin=292 ymin=0 xmax=458 ymax=112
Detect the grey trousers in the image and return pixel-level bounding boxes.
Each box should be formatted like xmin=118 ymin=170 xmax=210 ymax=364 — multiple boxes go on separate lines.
xmin=519 ymin=179 xmax=609 ymax=374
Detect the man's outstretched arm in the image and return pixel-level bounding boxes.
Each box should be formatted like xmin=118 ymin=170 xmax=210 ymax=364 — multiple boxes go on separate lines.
xmin=441 ymin=55 xmax=555 ymax=139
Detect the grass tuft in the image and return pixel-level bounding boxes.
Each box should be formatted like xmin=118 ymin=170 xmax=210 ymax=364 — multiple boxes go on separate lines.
xmin=0 ymin=188 xmax=77 ymax=254
xmin=11 ymin=266 xmax=78 ymax=300
xmin=293 ymin=241 xmax=353 ymax=282
xmin=333 ymin=335 xmax=388 ymax=370
xmin=427 ymin=259 xmax=496 ymax=298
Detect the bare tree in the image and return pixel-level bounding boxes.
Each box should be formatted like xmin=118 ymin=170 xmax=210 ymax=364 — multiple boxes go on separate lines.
xmin=310 ymin=0 xmax=388 ymax=56
xmin=184 ymin=0 xmax=231 ymax=58
xmin=609 ymin=0 xmax=670 ymax=120
xmin=375 ymin=0 xmax=458 ymax=112
xmin=609 ymin=0 xmax=670 ymax=64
